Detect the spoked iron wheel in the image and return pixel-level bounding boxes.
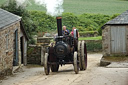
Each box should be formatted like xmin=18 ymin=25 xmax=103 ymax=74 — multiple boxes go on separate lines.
xmin=51 ymin=64 xmax=59 ymax=72
xmin=81 ymin=41 xmax=87 ymax=70
xmin=44 ymin=53 xmax=50 ymax=75
xmin=78 ymin=41 xmax=83 ymax=70
xmin=74 ymin=51 xmax=79 ymax=74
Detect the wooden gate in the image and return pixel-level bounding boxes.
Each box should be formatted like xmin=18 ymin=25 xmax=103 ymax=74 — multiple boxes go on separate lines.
xmin=110 ymin=26 xmax=126 ymax=54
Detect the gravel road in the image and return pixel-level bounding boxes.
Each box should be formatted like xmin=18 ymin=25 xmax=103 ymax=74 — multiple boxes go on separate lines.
xmin=1 ymin=53 xmax=128 ymax=85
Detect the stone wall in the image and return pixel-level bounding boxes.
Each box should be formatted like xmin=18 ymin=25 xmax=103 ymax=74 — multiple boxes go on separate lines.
xmin=27 ymin=45 xmax=41 ymax=64
xmin=102 ymin=26 xmax=111 ymax=56
xmin=79 ymin=31 xmax=98 ymax=37
xmin=0 ymin=21 xmax=21 ymax=77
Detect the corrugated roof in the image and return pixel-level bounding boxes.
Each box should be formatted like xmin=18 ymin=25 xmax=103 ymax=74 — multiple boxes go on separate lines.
xmin=105 ymin=10 xmax=128 ymax=25
xmin=0 ymin=8 xmax=21 ymax=29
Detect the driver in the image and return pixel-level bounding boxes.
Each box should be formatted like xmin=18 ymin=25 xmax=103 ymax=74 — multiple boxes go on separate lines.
xmin=62 ymin=26 xmax=70 ymax=35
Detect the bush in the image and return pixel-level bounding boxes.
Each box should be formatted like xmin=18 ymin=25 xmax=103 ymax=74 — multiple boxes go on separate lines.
xmin=98 ymin=27 xmax=102 ymax=36
xmin=78 ymin=13 xmax=111 ymax=31
xmin=29 ymin=12 xmax=115 ymax=34
xmin=30 ymin=11 xmax=56 ymax=32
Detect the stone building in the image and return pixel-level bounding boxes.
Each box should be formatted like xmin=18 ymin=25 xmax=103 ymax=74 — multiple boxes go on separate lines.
xmin=0 ymin=8 xmax=28 ymax=77
xmin=102 ymin=10 xmax=128 ymax=57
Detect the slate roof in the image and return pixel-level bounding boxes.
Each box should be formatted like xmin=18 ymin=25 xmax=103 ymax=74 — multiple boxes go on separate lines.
xmin=0 ymin=9 xmax=29 ymax=40
xmin=104 ymin=10 xmax=128 ymax=25
xmin=0 ymin=8 xmax=21 ymax=29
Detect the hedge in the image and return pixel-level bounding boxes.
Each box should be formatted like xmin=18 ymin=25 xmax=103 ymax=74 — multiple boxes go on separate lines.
xmin=29 ymin=11 xmax=118 ymax=35
xmin=84 ymin=40 xmax=102 ymax=52
xmin=79 ymin=31 xmax=98 ymax=37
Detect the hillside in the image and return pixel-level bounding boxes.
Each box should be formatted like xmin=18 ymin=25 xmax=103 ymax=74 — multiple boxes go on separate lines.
xmin=1 ymin=0 xmax=128 ymax=15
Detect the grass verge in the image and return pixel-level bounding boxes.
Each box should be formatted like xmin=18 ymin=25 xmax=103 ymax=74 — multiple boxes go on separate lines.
xmin=79 ymin=36 xmax=102 ymax=40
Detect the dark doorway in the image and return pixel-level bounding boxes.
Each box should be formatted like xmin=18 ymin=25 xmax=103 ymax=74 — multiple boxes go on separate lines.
xmin=13 ymin=30 xmax=19 ymax=66
xmin=20 ymin=36 xmax=24 ymax=64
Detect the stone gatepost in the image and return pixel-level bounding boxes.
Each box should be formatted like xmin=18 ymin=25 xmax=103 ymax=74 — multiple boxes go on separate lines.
xmin=41 ymin=46 xmax=46 ymax=66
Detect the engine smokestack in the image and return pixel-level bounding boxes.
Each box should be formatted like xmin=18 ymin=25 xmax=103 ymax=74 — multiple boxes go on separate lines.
xmin=56 ymin=17 xmax=62 ymax=36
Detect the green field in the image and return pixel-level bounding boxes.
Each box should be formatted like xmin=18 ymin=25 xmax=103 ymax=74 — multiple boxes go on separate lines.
xmin=79 ymin=36 xmax=102 ymax=40
xmin=1 ymin=0 xmax=128 ymax=15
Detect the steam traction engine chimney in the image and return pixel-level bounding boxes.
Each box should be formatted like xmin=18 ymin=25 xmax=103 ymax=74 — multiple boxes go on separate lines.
xmin=56 ymin=17 xmax=62 ymax=36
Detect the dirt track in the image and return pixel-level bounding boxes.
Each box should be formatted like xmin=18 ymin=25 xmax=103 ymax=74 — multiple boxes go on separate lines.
xmin=1 ymin=53 xmax=128 ymax=85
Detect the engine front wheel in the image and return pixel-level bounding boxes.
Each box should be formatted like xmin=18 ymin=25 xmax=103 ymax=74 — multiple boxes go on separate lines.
xmin=74 ymin=51 xmax=79 ymax=74
xmin=44 ymin=53 xmax=50 ymax=75
xmin=51 ymin=64 xmax=59 ymax=72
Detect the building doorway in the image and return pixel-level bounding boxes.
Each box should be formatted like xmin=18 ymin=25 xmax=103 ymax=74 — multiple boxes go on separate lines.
xmin=13 ymin=30 xmax=19 ymax=66
xmin=20 ymin=36 xmax=24 ymax=64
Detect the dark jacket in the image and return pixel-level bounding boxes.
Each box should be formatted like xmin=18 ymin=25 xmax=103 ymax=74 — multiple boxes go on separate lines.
xmin=62 ymin=29 xmax=70 ymax=35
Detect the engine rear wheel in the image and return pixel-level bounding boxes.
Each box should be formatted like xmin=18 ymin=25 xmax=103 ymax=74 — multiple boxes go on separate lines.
xmin=81 ymin=41 xmax=87 ymax=70
xmin=74 ymin=52 xmax=79 ymax=74
xmin=51 ymin=64 xmax=59 ymax=72
xmin=78 ymin=41 xmax=83 ymax=70
xmin=44 ymin=53 xmax=50 ymax=75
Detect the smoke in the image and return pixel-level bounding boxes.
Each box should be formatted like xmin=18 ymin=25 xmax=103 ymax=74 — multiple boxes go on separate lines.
xmin=15 ymin=0 xmax=31 ymax=7
xmin=35 ymin=0 xmax=64 ymax=16
xmin=14 ymin=0 xmax=64 ymax=16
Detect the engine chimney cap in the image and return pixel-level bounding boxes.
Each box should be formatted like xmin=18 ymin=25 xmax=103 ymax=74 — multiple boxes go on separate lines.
xmin=56 ymin=17 xmax=62 ymax=19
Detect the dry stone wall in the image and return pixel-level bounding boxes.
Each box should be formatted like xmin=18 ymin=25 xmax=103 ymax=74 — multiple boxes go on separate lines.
xmin=27 ymin=45 xmax=41 ymax=64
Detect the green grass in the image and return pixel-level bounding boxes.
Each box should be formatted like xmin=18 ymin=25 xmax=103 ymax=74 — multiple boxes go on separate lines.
xmin=0 ymin=0 xmax=6 ymax=5
xmin=63 ymin=0 xmax=128 ymax=15
xmin=79 ymin=36 xmax=102 ymax=40
xmin=79 ymin=31 xmax=96 ymax=33
xmin=1 ymin=0 xmax=128 ymax=15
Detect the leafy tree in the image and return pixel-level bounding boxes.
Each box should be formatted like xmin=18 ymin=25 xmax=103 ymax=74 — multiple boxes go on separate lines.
xmin=30 ymin=11 xmax=56 ymax=32
xmin=62 ymin=13 xmax=79 ymax=31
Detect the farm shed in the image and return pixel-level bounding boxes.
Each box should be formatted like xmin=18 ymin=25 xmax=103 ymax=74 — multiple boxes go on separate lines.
xmin=102 ymin=10 xmax=128 ymax=56
xmin=0 ymin=8 xmax=28 ymax=77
